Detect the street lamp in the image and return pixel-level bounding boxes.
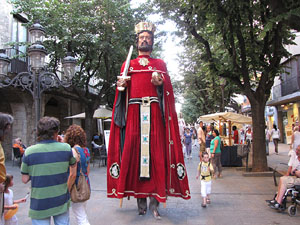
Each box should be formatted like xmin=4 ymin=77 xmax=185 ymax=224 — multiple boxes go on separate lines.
xmin=0 ymin=21 xmax=77 ymax=138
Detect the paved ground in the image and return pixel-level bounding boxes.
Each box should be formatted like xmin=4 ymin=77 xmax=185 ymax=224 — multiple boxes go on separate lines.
xmin=6 ymin=142 xmax=300 ymax=224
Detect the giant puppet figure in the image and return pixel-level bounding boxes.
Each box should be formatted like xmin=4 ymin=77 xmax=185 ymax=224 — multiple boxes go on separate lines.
xmin=107 ymin=22 xmax=190 ymax=219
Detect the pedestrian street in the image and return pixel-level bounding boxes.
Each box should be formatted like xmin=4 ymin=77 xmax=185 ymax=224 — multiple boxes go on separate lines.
xmin=6 ymin=143 xmax=300 ymax=225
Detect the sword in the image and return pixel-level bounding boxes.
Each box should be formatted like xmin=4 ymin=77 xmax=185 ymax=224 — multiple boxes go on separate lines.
xmin=117 ymin=45 xmax=133 ymax=91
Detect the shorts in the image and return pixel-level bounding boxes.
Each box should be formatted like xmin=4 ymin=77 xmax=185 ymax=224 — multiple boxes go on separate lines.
xmin=281 ymin=176 xmax=300 ymax=188
xmin=200 ymin=143 xmax=206 ymax=153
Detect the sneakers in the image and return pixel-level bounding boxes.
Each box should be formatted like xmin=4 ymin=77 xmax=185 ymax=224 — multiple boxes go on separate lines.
xmin=152 ymin=209 xmax=161 ymax=220
xmin=138 ymin=209 xmax=147 ymax=216
xmin=265 ymin=199 xmax=276 ymax=205
xmin=269 ymin=200 xmax=283 ymax=210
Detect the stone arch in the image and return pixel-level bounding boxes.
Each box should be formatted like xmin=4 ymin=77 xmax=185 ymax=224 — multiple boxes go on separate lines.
xmin=44 ymin=95 xmax=70 ymax=133
xmin=0 ymin=89 xmax=29 ymax=160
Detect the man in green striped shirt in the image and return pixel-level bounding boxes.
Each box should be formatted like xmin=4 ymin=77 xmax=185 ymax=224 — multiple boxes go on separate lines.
xmin=21 ymin=117 xmax=76 ymax=225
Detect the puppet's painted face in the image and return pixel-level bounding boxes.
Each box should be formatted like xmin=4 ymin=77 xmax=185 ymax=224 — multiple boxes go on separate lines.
xmin=138 ymin=31 xmax=153 ymax=52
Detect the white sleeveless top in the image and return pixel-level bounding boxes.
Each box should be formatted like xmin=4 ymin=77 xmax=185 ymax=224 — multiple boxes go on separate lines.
xmin=293 ymin=131 xmax=300 ymax=151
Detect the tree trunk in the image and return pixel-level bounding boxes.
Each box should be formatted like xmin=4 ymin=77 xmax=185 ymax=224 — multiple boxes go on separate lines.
xmin=249 ymin=99 xmax=268 ymax=172
xmin=85 ymin=104 xmax=94 ymax=151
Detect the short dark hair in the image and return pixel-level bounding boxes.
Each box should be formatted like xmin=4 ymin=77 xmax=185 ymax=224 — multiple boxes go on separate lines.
xmin=37 ymin=117 xmax=60 ymax=141
xmin=232 ymin=126 xmax=237 ymax=131
xmin=0 ymin=113 xmax=13 ymax=141
xmin=202 ymin=152 xmax=209 ymax=157
xmin=213 ymin=129 xmax=219 ymax=136
xmin=4 ymin=174 xmax=13 ymax=192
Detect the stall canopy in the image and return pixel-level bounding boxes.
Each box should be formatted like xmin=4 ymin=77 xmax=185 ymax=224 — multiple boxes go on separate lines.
xmin=198 ymin=112 xmax=252 ymax=125
xmin=65 ymin=106 xmax=112 ymax=119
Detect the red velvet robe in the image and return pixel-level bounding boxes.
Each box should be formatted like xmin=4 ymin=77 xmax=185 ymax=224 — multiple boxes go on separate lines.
xmin=107 ymin=55 xmax=190 ymax=203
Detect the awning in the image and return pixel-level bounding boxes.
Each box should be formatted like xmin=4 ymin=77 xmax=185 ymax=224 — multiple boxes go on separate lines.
xmin=266 ymin=92 xmax=300 ymax=106
xmin=198 ymin=112 xmax=252 ymax=125
xmin=65 ymin=106 xmax=112 ymax=119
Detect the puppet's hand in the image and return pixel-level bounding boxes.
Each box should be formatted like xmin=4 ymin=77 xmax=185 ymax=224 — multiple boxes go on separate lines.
xmin=151 ymin=72 xmax=163 ymax=86
xmin=117 ymin=78 xmax=128 ymax=88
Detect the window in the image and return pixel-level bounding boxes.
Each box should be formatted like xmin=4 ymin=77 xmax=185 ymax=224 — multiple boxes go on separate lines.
xmin=11 ymin=16 xmax=28 ymax=62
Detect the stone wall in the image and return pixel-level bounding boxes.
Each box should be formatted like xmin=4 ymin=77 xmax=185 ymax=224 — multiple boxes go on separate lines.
xmin=0 ymin=0 xmax=13 ymax=49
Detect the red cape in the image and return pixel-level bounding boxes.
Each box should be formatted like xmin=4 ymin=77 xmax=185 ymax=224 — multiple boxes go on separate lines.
xmin=107 ymin=55 xmax=190 ymax=203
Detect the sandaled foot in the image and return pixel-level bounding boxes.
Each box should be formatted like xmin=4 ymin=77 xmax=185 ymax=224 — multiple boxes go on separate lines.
xmin=218 ymin=174 xmax=222 ymax=178
xmin=201 ymin=203 xmax=207 ymax=208
xmin=206 ymin=199 xmax=211 ymax=204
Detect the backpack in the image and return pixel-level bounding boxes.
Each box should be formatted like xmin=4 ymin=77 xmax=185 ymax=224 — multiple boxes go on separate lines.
xmin=200 ymin=161 xmax=212 ymax=180
xmin=70 ymin=147 xmax=91 ymax=203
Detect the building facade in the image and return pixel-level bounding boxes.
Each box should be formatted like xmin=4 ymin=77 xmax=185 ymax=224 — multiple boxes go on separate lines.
xmin=0 ymin=1 xmax=83 ymax=159
xmin=267 ymin=33 xmax=300 ymax=144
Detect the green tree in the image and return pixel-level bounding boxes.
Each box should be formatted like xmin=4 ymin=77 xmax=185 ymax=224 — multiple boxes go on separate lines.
xmin=10 ymin=0 xmax=147 ymax=147
xmin=153 ymin=0 xmax=300 ymax=171
xmin=177 ymin=35 xmax=240 ymax=124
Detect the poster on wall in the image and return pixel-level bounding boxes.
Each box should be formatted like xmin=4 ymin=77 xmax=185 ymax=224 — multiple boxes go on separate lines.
xmin=104 ymin=130 xmax=110 ymax=153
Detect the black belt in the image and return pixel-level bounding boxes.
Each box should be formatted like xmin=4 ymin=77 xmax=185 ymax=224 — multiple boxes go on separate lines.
xmin=129 ymin=97 xmax=159 ymax=105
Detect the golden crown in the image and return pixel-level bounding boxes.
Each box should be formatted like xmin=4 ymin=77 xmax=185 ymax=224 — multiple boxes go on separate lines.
xmin=135 ymin=22 xmax=156 ymax=34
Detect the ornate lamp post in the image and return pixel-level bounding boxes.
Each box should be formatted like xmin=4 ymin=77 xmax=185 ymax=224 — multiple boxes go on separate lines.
xmin=0 ymin=21 xmax=76 ymax=137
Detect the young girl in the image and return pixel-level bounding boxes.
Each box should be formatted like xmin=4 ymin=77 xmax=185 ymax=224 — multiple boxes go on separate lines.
xmin=4 ymin=175 xmax=26 ymax=225
xmin=196 ymin=152 xmax=214 ymax=207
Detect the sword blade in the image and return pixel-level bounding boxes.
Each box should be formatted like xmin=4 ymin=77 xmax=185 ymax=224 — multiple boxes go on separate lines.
xmin=121 ymin=45 xmax=133 ymax=77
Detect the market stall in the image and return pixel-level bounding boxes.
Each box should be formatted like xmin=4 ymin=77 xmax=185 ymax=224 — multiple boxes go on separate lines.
xmin=198 ymin=112 xmax=252 ymax=167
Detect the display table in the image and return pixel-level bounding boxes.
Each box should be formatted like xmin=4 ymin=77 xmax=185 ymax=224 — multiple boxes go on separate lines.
xmin=221 ymin=145 xmax=242 ymax=167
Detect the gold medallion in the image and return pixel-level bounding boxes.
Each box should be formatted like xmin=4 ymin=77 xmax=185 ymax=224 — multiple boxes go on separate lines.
xmin=139 ymin=58 xmax=149 ymax=67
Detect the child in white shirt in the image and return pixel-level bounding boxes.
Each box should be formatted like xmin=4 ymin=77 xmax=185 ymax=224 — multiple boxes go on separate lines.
xmin=3 ymin=175 xmax=27 ymax=225
xmin=196 ymin=152 xmax=214 ymax=207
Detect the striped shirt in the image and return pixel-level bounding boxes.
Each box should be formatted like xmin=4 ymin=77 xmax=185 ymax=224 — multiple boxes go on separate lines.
xmin=21 ymin=140 xmax=76 ymax=219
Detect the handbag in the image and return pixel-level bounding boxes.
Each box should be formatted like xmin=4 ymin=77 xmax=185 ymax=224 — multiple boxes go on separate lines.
xmin=70 ymin=147 xmax=91 ymax=203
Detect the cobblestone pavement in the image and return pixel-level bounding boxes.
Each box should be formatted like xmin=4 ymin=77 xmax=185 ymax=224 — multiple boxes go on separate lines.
xmin=6 ymin=142 xmax=300 ymax=224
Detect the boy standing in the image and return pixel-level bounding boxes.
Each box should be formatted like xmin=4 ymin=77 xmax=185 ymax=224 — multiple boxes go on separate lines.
xmin=196 ymin=152 xmax=214 ymax=207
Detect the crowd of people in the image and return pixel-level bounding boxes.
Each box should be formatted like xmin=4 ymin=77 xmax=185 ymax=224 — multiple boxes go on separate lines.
xmin=0 ymin=114 xmax=91 ymax=225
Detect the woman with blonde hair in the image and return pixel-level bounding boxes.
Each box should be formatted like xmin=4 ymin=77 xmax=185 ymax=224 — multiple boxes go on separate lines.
xmin=64 ymin=124 xmax=91 ymax=225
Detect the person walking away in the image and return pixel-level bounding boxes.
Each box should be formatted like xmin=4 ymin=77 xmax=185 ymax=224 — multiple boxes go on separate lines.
xmin=197 ymin=121 xmax=206 ymax=161
xmin=210 ymin=129 xmax=222 ymax=178
xmin=0 ymin=113 xmax=13 ymax=225
xmin=184 ymin=128 xmax=193 ymax=159
xmin=232 ymin=126 xmax=239 ymax=144
xmin=245 ymin=127 xmax=252 ymax=145
xmin=271 ymin=124 xmax=280 ymax=155
xmin=291 ymin=126 xmax=300 ymax=152
xmin=107 ymin=21 xmax=190 ymax=220
xmin=205 ymin=125 xmax=214 ymax=158
xmin=21 ymin=117 xmax=77 ymax=225
xmin=64 ymin=124 xmax=91 ymax=225
xmin=196 ymin=152 xmax=214 ymax=207
xmin=265 ymin=126 xmax=270 ymax=155
xmin=3 ymin=175 xmax=26 ymax=225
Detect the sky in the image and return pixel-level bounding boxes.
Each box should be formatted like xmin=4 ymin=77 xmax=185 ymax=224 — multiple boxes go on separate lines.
xmin=131 ymin=0 xmax=184 ymax=112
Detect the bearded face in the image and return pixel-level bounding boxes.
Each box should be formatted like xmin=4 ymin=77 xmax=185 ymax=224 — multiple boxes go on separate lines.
xmin=137 ymin=31 xmax=153 ymax=52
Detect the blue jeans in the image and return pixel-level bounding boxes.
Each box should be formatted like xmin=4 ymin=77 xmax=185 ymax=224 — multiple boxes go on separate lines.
xmin=32 ymin=210 xmax=70 ymax=225
xmin=266 ymin=140 xmax=269 ymax=155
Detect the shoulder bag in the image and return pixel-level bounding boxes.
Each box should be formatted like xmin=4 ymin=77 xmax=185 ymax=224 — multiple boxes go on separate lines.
xmin=70 ymin=147 xmax=91 ymax=203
